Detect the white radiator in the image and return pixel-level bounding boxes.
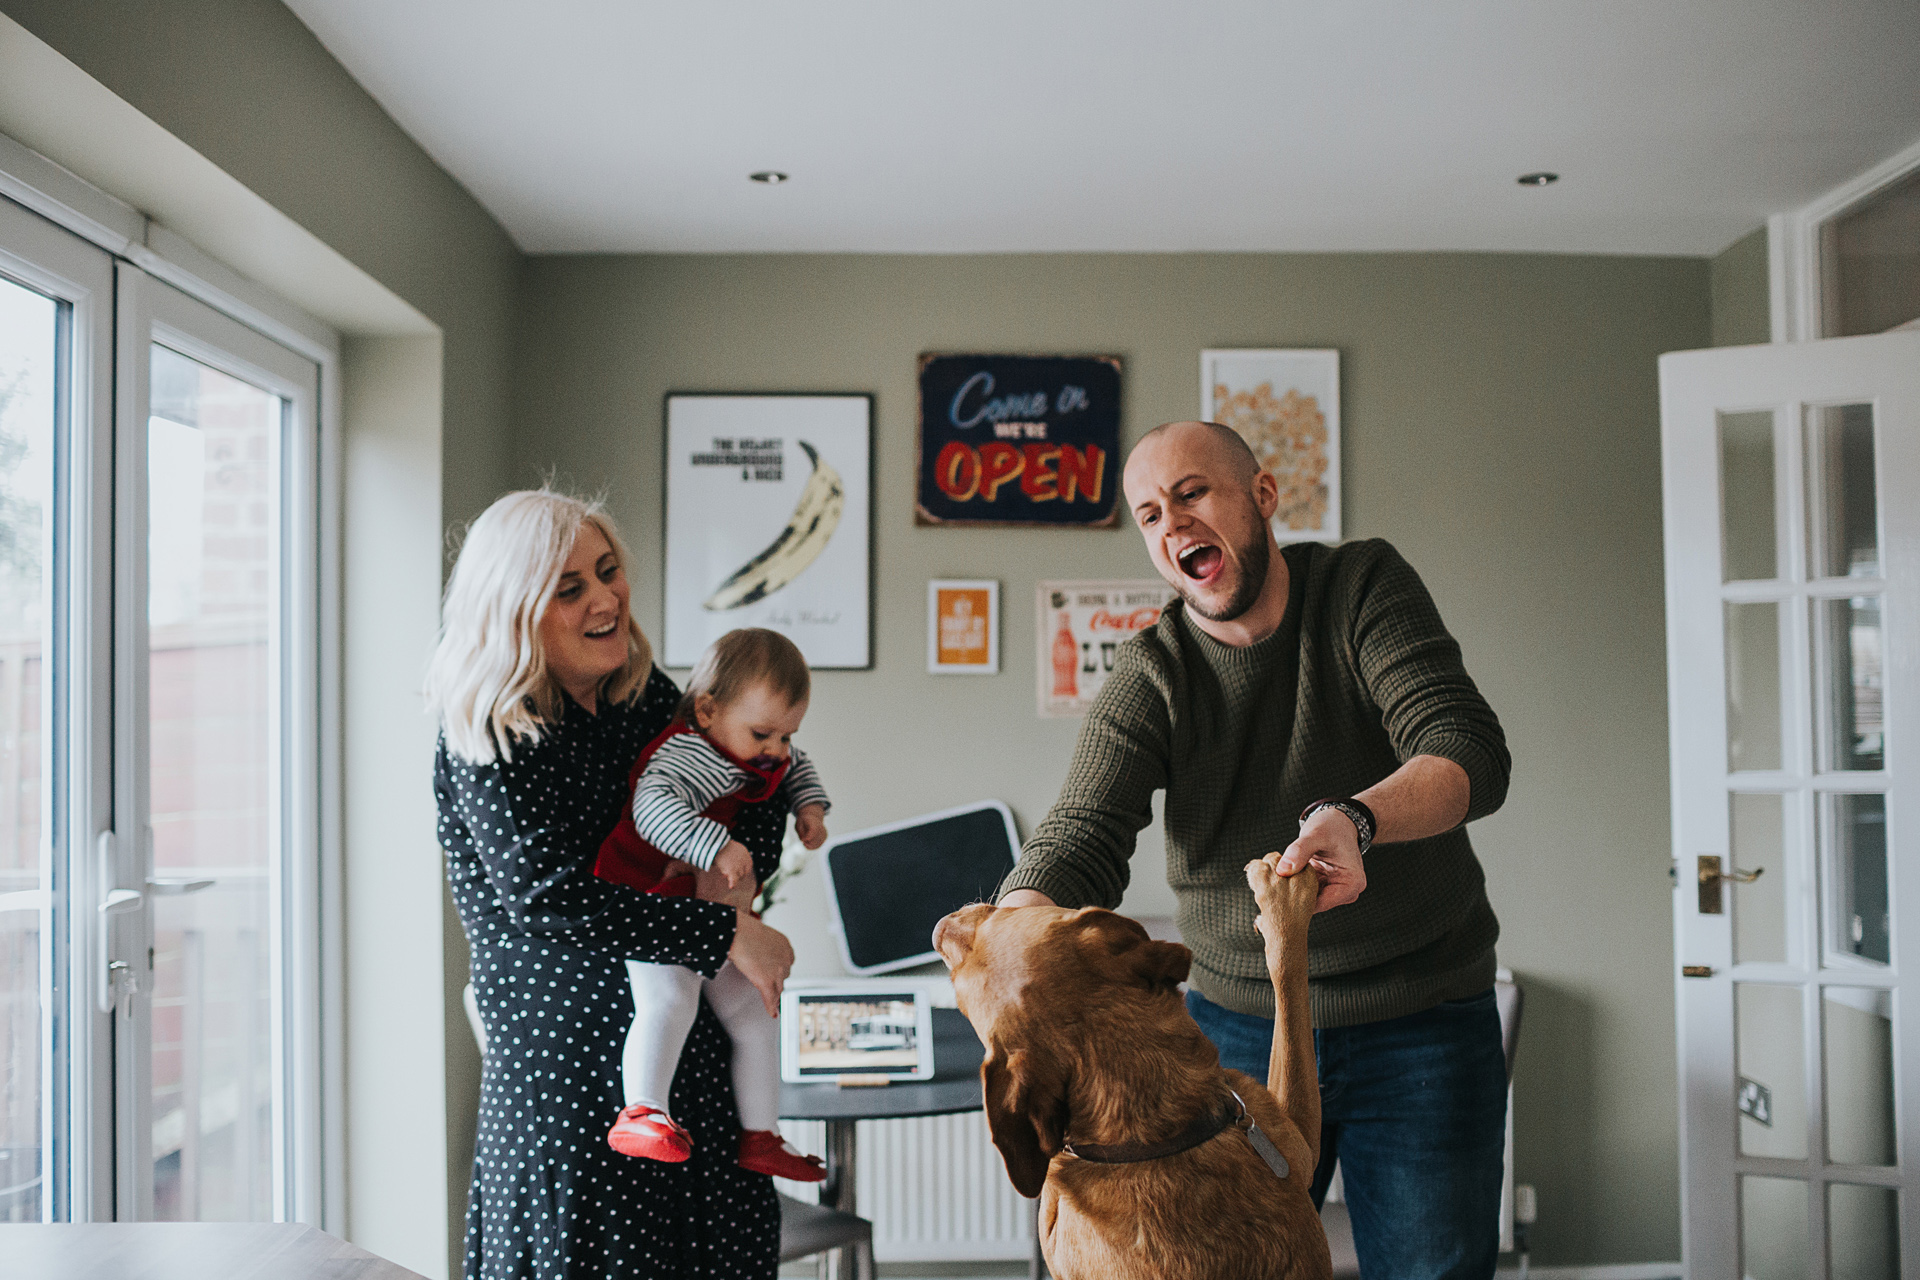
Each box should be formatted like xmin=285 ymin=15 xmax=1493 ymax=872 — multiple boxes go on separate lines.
xmin=776 ymin=1113 xmax=1033 ymax=1262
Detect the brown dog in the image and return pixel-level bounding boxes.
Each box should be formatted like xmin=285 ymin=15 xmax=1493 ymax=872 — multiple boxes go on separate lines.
xmin=932 ymin=856 xmax=1330 ymax=1280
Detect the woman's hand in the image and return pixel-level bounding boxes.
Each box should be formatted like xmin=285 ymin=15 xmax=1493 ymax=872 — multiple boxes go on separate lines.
xmin=728 ymin=910 xmax=794 ymax=1018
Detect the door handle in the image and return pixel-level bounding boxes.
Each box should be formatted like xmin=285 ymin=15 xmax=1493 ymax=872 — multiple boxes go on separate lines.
xmin=147 ymin=878 xmax=215 ymax=895
xmin=1697 ymin=855 xmax=1762 ymax=914
xmin=95 ymin=826 xmax=220 ymax=1013
xmin=97 ymin=831 xmax=134 ymax=1014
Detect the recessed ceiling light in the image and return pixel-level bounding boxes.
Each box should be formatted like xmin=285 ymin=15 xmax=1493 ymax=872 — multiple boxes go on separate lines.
xmin=1517 ymin=172 xmax=1559 ymax=187
xmin=750 ymin=171 xmax=790 ymax=185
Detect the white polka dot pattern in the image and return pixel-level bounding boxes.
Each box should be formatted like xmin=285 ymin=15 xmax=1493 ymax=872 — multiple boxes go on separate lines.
xmin=437 ymin=667 xmax=789 ymax=1278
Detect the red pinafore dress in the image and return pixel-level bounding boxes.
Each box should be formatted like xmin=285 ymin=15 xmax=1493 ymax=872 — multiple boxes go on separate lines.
xmin=594 ymin=722 xmax=789 ymax=897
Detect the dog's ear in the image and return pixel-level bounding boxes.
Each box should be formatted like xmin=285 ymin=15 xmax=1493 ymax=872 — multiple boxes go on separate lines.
xmin=981 ymin=1043 xmax=1066 ymax=1199
xmin=1131 ymin=938 xmax=1191 ymax=991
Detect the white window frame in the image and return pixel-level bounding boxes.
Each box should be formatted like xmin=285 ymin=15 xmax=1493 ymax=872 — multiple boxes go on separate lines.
xmin=1770 ymin=134 xmax=1920 ymax=343
xmin=0 ymin=129 xmax=343 ymax=1230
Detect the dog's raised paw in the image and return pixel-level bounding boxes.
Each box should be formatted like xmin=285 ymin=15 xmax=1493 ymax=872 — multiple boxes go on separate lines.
xmin=1246 ymin=856 xmax=1319 ymax=925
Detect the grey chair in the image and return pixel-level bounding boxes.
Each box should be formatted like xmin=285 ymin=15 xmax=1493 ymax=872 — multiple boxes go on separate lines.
xmin=778 ymin=1193 xmax=875 ymax=1280
xmin=462 ymin=983 xmax=875 ymax=1280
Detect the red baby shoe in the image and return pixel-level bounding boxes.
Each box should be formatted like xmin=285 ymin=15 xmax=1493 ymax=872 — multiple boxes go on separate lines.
xmin=608 ymin=1105 xmax=693 ymax=1162
xmin=737 ymin=1129 xmax=827 ymax=1181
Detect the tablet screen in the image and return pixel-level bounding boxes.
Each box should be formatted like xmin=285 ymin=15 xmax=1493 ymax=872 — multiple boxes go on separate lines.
xmin=790 ymin=992 xmax=926 ymax=1077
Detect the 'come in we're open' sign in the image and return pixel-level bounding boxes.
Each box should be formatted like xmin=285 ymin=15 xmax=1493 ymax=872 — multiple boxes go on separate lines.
xmin=914 ymin=353 xmax=1122 ymax=528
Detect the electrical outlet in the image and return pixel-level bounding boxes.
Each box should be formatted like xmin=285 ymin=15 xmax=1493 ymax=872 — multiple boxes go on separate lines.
xmin=1738 ymin=1076 xmax=1772 ymax=1126
xmin=1514 ymin=1184 xmax=1537 ymax=1226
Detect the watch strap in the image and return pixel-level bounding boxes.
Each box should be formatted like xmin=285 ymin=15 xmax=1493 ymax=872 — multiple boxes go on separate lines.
xmin=1300 ymin=796 xmax=1377 ymax=854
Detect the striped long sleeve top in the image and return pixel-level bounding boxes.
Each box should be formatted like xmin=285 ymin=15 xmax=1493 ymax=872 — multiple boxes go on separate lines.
xmin=631 ymin=733 xmax=831 ymax=872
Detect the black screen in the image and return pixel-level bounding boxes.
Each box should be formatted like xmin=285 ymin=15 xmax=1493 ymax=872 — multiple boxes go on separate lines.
xmin=825 ymin=805 xmax=1018 ymax=970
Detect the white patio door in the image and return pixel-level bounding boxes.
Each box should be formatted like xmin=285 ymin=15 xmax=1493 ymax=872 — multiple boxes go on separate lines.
xmin=1662 ymin=328 xmax=1920 ymax=1280
xmin=0 ymin=183 xmax=326 ymax=1223
xmin=109 ymin=267 xmax=324 ymax=1224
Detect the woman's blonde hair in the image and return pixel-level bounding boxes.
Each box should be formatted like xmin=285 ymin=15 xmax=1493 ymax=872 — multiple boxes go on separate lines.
xmin=425 ymin=488 xmax=654 ymax=764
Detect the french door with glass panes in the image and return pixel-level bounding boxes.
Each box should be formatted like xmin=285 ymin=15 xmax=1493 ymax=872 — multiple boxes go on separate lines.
xmin=1662 ymin=328 xmax=1920 ymax=1280
xmin=0 ymin=193 xmax=324 ymax=1223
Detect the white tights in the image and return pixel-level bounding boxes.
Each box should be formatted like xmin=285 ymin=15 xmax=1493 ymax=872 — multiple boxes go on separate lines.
xmin=621 ymin=959 xmax=779 ymax=1133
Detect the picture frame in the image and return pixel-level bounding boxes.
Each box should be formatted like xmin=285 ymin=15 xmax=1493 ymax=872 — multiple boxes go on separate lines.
xmin=662 ymin=393 xmax=872 ymax=670
xmin=1200 ymin=349 xmax=1341 ymax=543
xmin=915 ymin=353 xmax=1123 ymax=528
xmin=927 ymin=579 xmax=1000 ymax=674
xmin=1035 ymin=580 xmax=1177 ymax=717
xmin=780 ymin=985 xmax=937 ymax=1083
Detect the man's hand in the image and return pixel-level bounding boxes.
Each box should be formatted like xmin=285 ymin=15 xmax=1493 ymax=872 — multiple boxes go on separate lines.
xmin=996 ymin=889 xmax=1057 ymax=909
xmin=712 ymin=840 xmax=755 ymax=890
xmin=1276 ymin=807 xmax=1367 ymax=912
xmin=794 ymin=805 xmax=828 ymax=850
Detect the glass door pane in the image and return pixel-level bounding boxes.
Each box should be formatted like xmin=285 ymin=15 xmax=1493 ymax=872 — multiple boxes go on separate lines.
xmin=1727 ymin=602 xmax=1784 ymax=771
xmin=0 ymin=275 xmax=57 ymax=1222
xmin=1822 ymin=794 xmax=1889 ymax=967
xmin=1814 ymin=596 xmax=1885 ymax=772
xmin=1805 ymin=404 xmax=1878 ymax=579
xmin=1742 ymin=1175 xmax=1811 ymax=1280
xmin=1827 ymin=1182 xmax=1899 ymax=1280
xmin=146 ymin=343 xmax=281 ymax=1221
xmin=1732 ymin=793 xmax=1789 ymax=964
xmin=1823 ymin=988 xmax=1895 ymax=1168
xmin=1721 ymin=410 xmax=1779 ymax=582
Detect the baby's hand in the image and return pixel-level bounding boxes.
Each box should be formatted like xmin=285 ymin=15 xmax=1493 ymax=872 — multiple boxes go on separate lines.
xmin=659 ymin=856 xmax=698 ymax=882
xmin=713 ymin=840 xmax=754 ymax=890
xmin=694 ymin=865 xmax=757 ymax=910
xmin=795 ymin=805 xmax=828 ymax=850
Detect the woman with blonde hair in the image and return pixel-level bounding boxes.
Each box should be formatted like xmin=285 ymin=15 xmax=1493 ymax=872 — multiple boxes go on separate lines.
xmin=430 ymin=488 xmax=795 ymax=1279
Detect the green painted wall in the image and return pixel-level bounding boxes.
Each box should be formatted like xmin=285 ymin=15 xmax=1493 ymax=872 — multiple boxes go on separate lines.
xmin=1711 ymin=226 xmax=1771 ymax=347
xmin=510 ymin=250 xmax=1710 ymax=1265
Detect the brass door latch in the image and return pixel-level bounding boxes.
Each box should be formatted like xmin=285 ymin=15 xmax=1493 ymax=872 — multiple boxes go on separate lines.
xmin=1698 ymin=855 xmax=1762 ymax=915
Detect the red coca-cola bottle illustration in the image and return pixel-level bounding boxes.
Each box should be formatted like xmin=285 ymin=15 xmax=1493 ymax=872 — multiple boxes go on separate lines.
xmin=1051 ymin=612 xmax=1078 ymax=699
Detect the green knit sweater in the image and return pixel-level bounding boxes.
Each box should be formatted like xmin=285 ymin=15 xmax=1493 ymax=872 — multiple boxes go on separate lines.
xmin=998 ymin=539 xmax=1511 ymax=1028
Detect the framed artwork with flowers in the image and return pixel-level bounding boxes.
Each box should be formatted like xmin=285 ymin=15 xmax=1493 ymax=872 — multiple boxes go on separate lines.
xmin=1200 ymin=349 xmax=1341 ymax=543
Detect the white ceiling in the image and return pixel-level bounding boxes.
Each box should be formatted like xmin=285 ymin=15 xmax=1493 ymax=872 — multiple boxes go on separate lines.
xmin=282 ymin=0 xmax=1920 ymax=256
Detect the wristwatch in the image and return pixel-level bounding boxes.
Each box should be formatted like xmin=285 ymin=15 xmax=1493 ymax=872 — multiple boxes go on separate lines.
xmin=1299 ymin=797 xmax=1376 ymax=855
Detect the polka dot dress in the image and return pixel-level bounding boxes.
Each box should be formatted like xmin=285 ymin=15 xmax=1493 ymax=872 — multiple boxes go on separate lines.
xmin=437 ymin=667 xmax=788 ymax=1279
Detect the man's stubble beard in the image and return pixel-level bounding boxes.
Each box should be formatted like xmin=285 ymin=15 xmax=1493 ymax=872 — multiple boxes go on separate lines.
xmin=1176 ymin=526 xmax=1270 ymax=623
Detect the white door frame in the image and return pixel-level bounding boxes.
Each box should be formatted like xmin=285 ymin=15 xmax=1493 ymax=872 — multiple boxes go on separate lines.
xmin=1769 ymin=135 xmax=1920 ymax=344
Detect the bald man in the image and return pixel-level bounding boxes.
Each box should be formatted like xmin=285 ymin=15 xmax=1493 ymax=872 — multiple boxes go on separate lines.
xmin=998 ymin=421 xmax=1512 ymax=1280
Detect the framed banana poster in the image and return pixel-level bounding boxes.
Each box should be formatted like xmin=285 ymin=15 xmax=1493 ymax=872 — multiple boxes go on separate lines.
xmin=663 ymin=394 xmax=872 ymax=669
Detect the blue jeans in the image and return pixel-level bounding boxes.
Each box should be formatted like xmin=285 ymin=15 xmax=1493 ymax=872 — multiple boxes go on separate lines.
xmin=1186 ymin=988 xmax=1508 ymax=1280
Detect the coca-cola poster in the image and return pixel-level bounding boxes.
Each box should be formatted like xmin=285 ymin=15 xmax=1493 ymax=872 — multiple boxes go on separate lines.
xmin=1035 ymin=580 xmax=1177 ymax=718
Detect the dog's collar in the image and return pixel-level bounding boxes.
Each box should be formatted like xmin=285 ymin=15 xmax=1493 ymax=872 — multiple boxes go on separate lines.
xmin=1062 ymin=1090 xmax=1292 ymax=1180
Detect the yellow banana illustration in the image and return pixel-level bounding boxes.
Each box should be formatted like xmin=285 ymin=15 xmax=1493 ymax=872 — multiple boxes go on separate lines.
xmin=704 ymin=440 xmax=844 ymax=611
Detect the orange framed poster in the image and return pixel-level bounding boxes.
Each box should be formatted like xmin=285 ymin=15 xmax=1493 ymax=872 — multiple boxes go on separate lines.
xmin=927 ymin=579 xmax=999 ymax=674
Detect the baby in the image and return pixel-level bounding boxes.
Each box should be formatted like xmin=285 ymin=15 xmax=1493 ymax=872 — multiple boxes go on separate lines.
xmin=594 ymin=627 xmax=829 ymax=1181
